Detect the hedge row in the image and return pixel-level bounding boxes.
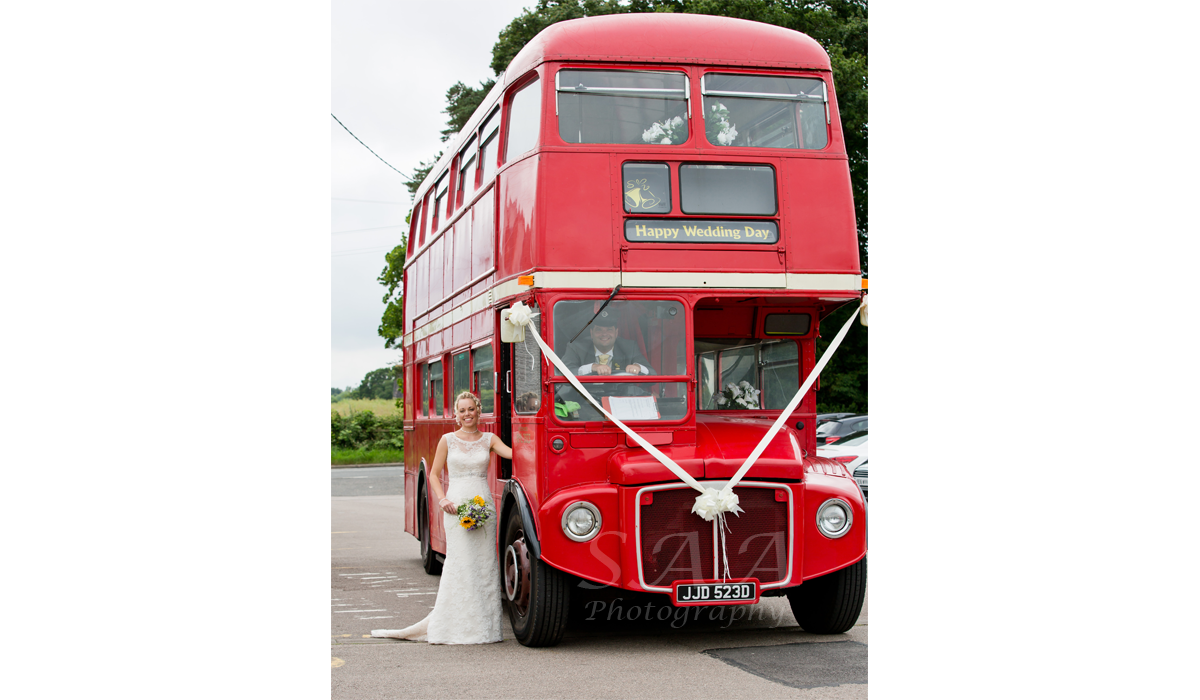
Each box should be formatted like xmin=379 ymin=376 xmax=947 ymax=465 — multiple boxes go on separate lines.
xmin=331 ymin=410 xmax=403 ymax=451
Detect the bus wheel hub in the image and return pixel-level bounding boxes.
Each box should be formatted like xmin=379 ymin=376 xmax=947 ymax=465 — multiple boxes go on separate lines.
xmin=504 ymin=537 xmax=531 ymax=614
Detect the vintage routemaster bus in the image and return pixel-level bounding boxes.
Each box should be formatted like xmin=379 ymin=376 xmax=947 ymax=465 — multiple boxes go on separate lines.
xmin=400 ymin=13 xmax=865 ymax=647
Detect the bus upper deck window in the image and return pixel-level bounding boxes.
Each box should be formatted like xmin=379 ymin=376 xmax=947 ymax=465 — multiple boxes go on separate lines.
xmin=506 ymin=76 xmax=541 ymax=160
xmin=458 ymin=136 xmax=478 ymax=202
xmin=556 ymin=70 xmax=688 ymax=145
xmin=478 ymin=107 xmax=500 ymax=183
xmin=433 ymin=174 xmax=449 ymax=230
xmin=701 ymin=73 xmax=828 ymax=150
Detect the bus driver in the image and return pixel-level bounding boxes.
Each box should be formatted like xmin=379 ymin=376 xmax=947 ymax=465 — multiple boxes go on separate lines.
xmin=561 ymin=313 xmax=655 ymax=377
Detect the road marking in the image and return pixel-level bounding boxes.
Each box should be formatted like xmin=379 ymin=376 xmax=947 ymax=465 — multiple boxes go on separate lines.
xmin=333 ymin=609 xmax=386 ymax=613
xmin=332 ymin=658 xmax=344 ymax=668
xmin=358 ymin=616 xmax=394 ymax=619
xmin=339 ymin=573 xmax=381 ymax=576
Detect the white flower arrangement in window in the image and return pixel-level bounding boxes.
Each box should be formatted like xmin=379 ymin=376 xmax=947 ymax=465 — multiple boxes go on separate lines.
xmin=706 ymin=103 xmax=739 ymax=146
xmin=641 ymin=115 xmax=686 ymax=145
xmin=714 ymin=381 xmax=761 ymax=409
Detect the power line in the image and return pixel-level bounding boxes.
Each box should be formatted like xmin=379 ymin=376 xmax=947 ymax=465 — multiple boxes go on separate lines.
xmin=332 ymin=224 xmax=406 ymax=236
xmin=332 ymin=245 xmax=395 ymax=258
xmin=333 ymin=197 xmax=407 ymax=205
xmin=331 ymin=113 xmax=409 ymax=179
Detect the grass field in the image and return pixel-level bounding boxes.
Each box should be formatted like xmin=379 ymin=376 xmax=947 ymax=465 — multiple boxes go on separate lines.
xmin=331 ymin=398 xmax=401 ymax=418
xmin=332 ymin=448 xmax=404 ymax=466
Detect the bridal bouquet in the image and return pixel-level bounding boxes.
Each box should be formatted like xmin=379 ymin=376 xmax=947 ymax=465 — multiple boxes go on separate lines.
xmin=457 ymin=495 xmax=494 ymax=531
xmin=714 ymin=381 xmax=761 ymax=409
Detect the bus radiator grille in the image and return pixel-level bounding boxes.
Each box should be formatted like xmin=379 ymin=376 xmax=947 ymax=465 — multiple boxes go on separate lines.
xmin=639 ymin=485 xmax=789 ymax=587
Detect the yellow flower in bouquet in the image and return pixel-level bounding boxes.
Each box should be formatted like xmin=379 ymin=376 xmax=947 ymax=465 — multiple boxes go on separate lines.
xmin=456 ymin=495 xmax=493 ymax=531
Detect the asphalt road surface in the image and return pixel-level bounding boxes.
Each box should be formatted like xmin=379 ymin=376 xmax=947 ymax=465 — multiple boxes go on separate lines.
xmin=332 ymin=467 xmax=867 ymax=699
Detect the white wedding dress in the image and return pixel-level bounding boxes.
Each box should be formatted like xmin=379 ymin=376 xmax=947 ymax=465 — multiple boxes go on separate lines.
xmin=372 ymin=432 xmax=503 ymax=644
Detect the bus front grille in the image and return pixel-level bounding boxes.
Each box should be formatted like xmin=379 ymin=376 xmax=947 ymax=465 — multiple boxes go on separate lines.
xmin=639 ymin=485 xmax=790 ymax=588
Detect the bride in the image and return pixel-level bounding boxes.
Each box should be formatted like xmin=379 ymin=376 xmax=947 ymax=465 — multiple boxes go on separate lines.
xmin=372 ymin=391 xmax=513 ymax=644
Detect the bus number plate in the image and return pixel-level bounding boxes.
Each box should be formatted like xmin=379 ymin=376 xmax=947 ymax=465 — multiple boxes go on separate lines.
xmin=672 ymin=579 xmax=759 ymax=606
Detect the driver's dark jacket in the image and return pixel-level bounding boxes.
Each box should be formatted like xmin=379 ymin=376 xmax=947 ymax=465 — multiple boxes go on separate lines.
xmin=560 ymin=337 xmax=653 ymax=375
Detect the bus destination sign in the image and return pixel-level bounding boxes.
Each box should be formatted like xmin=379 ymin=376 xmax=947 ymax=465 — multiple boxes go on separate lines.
xmin=624 ymin=219 xmax=778 ymax=244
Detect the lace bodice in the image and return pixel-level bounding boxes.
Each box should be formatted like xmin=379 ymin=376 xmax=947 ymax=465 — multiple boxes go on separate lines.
xmin=445 ymin=432 xmax=492 ymax=480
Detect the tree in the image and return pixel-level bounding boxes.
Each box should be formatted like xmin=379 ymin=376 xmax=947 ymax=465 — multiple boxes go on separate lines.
xmin=404 ymin=153 xmax=442 ymax=198
xmin=441 ymin=80 xmax=497 ymax=142
xmin=377 ymin=240 xmax=406 ymax=349
xmin=351 ymin=366 xmax=400 ymax=400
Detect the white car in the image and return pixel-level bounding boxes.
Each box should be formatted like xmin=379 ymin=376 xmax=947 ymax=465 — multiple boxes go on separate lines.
xmin=816 ymin=430 xmax=867 ymax=471
xmin=817 ymin=431 xmax=867 ymax=499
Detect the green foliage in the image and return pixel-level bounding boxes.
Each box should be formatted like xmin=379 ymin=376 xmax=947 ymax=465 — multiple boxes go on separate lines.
xmin=377 ymin=242 xmax=406 ymax=349
xmin=331 ymin=410 xmax=405 ymax=452
xmin=815 ymin=302 xmax=867 ymax=414
xmin=441 ymin=80 xmax=497 ymax=141
xmin=332 ymin=447 xmax=405 ymax=466
xmin=349 ymin=366 xmax=399 ymax=400
xmin=403 ymin=153 xmax=442 ymax=198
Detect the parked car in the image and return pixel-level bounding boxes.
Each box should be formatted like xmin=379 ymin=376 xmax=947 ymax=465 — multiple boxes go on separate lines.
xmin=816 ymin=415 xmax=867 ymax=445
xmin=853 ymin=462 xmax=868 ymax=500
xmin=817 ymin=431 xmax=867 ymax=472
xmin=816 ymin=412 xmax=855 ymax=425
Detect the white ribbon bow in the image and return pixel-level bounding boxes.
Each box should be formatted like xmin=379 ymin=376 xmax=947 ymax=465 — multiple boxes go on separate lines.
xmin=691 ymin=487 xmax=742 ymax=521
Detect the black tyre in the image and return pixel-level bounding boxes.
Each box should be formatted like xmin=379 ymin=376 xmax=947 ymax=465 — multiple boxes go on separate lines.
xmin=502 ymin=508 xmax=569 ymax=647
xmin=786 ymin=556 xmax=866 ymax=634
xmin=418 ymin=484 xmax=443 ymax=575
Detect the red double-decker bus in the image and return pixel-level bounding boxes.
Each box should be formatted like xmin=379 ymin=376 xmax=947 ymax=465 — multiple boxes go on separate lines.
xmin=400 ymin=13 xmax=865 ymax=647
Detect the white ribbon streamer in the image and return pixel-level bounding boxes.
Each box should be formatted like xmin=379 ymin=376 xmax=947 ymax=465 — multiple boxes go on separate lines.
xmin=716 ymin=299 xmax=864 ymax=500
xmin=505 ymin=298 xmax=864 ymax=580
xmin=506 ymin=302 xmax=709 ymax=497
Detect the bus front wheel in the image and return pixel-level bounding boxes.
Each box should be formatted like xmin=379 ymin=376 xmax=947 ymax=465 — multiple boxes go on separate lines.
xmin=418 ymin=484 xmax=443 ymax=576
xmin=502 ymin=510 xmax=569 ymax=647
xmin=785 ymin=556 xmax=865 ymax=634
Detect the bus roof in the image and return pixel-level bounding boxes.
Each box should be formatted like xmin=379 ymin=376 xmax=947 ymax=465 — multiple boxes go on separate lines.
xmin=505 ymin=13 xmax=832 ymax=79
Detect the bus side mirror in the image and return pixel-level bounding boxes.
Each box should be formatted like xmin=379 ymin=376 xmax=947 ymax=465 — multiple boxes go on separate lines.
xmin=500 ymin=309 xmax=526 ymax=343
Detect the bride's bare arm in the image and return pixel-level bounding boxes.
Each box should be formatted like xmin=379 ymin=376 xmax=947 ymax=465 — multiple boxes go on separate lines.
xmin=428 ymin=436 xmax=456 ymax=513
xmin=490 ymin=434 xmax=513 ymax=460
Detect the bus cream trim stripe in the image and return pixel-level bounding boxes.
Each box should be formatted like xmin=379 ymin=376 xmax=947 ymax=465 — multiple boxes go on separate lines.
xmin=534 ymin=271 xmax=623 ymax=288
xmin=404 ymin=271 xmax=861 ymax=347
xmin=622 ymin=271 xmax=784 ymax=288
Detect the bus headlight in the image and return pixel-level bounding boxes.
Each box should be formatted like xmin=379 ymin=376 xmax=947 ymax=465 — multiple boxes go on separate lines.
xmin=815 ymin=498 xmax=853 ymax=539
xmin=561 ymin=502 xmax=602 ymax=542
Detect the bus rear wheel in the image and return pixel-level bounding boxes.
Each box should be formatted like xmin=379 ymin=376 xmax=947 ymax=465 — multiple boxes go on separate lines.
xmin=418 ymin=485 xmax=443 ymax=576
xmin=786 ymin=556 xmax=866 ymax=634
xmin=502 ymin=510 xmax=569 ymax=647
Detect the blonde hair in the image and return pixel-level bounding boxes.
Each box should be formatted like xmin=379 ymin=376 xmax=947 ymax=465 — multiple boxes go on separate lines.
xmin=454 ymin=390 xmax=482 ymax=412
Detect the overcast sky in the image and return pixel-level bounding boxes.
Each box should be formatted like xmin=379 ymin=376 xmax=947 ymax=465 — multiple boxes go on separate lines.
xmin=331 ymin=0 xmax=536 ymax=390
